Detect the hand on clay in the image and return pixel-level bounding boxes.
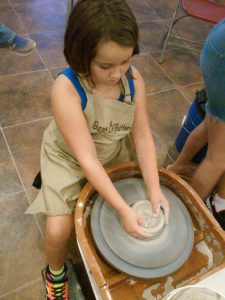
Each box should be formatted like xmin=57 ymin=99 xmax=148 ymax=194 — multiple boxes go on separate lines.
xmin=119 ymin=206 xmax=150 ymax=238
xmin=150 ymin=190 xmax=170 ymax=224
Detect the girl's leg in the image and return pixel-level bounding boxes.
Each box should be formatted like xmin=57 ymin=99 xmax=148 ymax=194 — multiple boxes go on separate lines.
xmin=168 ymin=118 xmax=208 ymax=176
xmin=44 ymin=214 xmax=74 ymax=271
xmin=191 ymin=115 xmax=225 ymax=198
xmin=216 ymin=172 xmax=225 ymax=198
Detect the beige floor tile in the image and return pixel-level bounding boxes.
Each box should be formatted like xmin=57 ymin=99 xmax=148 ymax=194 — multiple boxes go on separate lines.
xmin=126 ymin=0 xmax=161 ymax=22
xmin=148 ymin=0 xmax=179 ymax=19
xmin=147 ymin=89 xmax=189 ymax=146
xmin=0 ymin=71 xmax=52 ymax=127
xmin=4 ymin=119 xmax=51 ymax=188
xmin=31 ymin=31 xmax=67 ymax=69
xmin=0 ymin=49 xmax=45 ymax=76
xmin=0 ymin=279 xmax=45 ymax=300
xmin=13 ymin=0 xmax=67 ymax=34
xmin=131 ymin=53 xmax=175 ymax=94
xmin=0 ymin=5 xmax=27 ymax=35
xmin=151 ymin=49 xmax=202 ymax=86
xmin=0 ymin=192 xmax=46 ymax=296
xmin=139 ymin=20 xmax=175 ymax=52
xmin=0 ymin=132 xmax=22 ymax=197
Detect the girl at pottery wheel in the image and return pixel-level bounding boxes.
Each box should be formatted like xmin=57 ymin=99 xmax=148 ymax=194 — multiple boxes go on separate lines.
xmin=25 ymin=0 xmax=169 ymax=299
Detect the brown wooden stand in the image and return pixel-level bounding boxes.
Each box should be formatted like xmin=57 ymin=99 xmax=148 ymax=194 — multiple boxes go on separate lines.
xmin=75 ymin=162 xmax=225 ymax=300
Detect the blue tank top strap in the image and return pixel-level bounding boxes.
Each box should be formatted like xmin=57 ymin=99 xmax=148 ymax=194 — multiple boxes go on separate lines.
xmin=128 ymin=66 xmax=135 ymax=102
xmin=118 ymin=67 xmax=135 ymax=102
xmin=59 ymin=66 xmax=134 ymax=106
xmin=59 ymin=67 xmax=87 ymax=110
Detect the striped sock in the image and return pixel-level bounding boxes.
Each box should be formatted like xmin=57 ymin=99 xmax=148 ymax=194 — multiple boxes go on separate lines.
xmin=49 ymin=265 xmax=66 ymax=279
xmin=48 ymin=264 xmax=67 ymax=297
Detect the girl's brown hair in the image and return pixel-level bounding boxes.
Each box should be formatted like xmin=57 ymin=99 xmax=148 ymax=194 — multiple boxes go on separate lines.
xmin=64 ymin=0 xmax=139 ymax=75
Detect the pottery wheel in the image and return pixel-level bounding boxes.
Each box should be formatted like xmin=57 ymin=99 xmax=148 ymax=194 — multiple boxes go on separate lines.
xmin=91 ymin=178 xmax=194 ymax=278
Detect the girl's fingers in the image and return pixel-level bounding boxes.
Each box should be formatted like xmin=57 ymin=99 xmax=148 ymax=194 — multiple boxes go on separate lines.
xmin=161 ymin=201 xmax=170 ymax=224
xmin=152 ymin=202 xmax=160 ymax=217
xmin=137 ymin=214 xmax=144 ymax=226
xmin=163 ymin=206 xmax=169 ymax=224
xmin=134 ymin=227 xmax=150 ymax=238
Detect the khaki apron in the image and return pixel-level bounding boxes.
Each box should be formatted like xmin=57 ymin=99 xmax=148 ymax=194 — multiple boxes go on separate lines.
xmin=26 ymin=73 xmax=136 ymax=215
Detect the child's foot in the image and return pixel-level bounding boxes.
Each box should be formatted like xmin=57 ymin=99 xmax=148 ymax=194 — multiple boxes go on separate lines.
xmin=167 ymin=163 xmax=197 ymax=178
xmin=1 ymin=35 xmax=36 ymax=55
xmin=44 ymin=264 xmax=69 ymax=300
xmin=205 ymin=195 xmax=225 ymax=230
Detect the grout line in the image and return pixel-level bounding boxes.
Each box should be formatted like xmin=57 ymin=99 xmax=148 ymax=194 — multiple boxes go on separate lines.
xmin=0 ymin=68 xmax=49 ymax=79
xmin=9 ymin=0 xmax=30 ymax=36
xmin=1 ymin=128 xmax=44 ymax=238
xmin=146 ymin=86 xmax=176 ymax=96
xmin=0 ymin=65 xmax=67 ymax=79
xmin=180 ymin=80 xmax=204 ymax=88
xmin=2 ymin=116 xmax=53 ymax=130
xmin=137 ymin=17 xmax=172 ymax=24
xmin=168 ymin=152 xmax=175 ymax=163
xmin=34 ymin=48 xmax=55 ymax=83
xmin=0 ymin=277 xmax=43 ymax=299
xmin=137 ymin=18 xmax=165 ymax=25
xmin=134 ymin=52 xmax=178 ymax=96
xmin=1 ymin=128 xmax=27 ymax=190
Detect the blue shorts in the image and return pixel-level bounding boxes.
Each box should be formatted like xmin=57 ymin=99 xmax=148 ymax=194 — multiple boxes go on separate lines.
xmin=200 ymin=18 xmax=225 ymax=123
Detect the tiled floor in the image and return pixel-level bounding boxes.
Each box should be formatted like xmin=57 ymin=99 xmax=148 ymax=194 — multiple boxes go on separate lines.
xmin=0 ymin=0 xmax=218 ymax=299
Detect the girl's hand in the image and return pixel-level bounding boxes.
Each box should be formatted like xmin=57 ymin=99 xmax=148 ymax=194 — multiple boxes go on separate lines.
xmin=150 ymin=190 xmax=170 ymax=224
xmin=119 ymin=206 xmax=150 ymax=238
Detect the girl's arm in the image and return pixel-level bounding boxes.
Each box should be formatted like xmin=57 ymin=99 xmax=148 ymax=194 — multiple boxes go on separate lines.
xmin=131 ymin=66 xmax=169 ymax=222
xmin=51 ymin=75 xmax=149 ymax=237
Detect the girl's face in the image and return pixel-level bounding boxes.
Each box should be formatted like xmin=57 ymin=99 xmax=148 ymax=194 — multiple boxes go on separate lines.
xmin=89 ymin=40 xmax=133 ymax=87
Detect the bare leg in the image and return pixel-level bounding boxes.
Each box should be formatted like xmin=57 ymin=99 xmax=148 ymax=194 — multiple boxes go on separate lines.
xmin=191 ymin=115 xmax=225 ymax=198
xmin=44 ymin=214 xmax=74 ymax=271
xmin=169 ymin=119 xmax=208 ymax=176
xmin=216 ymin=172 xmax=225 ymax=198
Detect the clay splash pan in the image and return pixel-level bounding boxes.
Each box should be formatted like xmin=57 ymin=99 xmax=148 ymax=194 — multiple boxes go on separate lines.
xmin=75 ymin=162 xmax=225 ymax=300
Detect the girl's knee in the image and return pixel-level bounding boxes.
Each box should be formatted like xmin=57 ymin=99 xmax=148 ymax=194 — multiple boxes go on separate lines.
xmin=45 ymin=215 xmax=74 ymax=244
xmin=45 ymin=227 xmax=72 ymax=248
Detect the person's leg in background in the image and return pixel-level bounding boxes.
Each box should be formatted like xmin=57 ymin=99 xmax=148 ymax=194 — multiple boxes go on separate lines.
xmin=168 ymin=119 xmax=208 ymax=177
xmin=170 ymin=19 xmax=225 ymax=192
xmin=205 ymin=167 xmax=225 ymax=230
xmin=217 ymin=173 xmax=225 ymax=199
xmin=191 ymin=115 xmax=225 ymax=199
xmin=0 ymin=22 xmax=36 ymax=55
xmin=195 ymin=18 xmax=225 ymax=198
xmin=168 ymin=19 xmax=225 ymax=229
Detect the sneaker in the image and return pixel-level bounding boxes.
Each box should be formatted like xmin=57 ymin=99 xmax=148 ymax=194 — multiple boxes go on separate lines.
xmin=10 ymin=35 xmax=36 ymax=55
xmin=44 ymin=264 xmax=69 ymax=300
xmin=205 ymin=195 xmax=225 ymax=230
